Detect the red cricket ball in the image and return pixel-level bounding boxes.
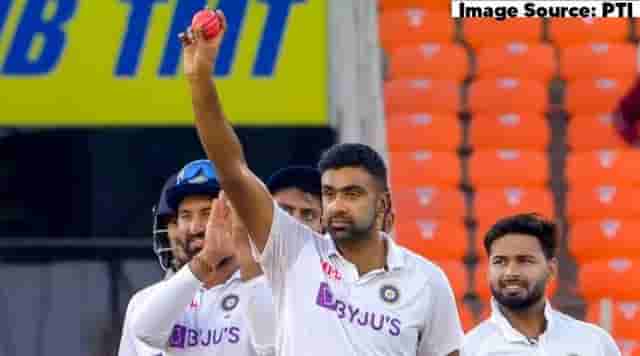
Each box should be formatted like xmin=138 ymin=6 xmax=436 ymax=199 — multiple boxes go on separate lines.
xmin=191 ymin=9 xmax=222 ymax=40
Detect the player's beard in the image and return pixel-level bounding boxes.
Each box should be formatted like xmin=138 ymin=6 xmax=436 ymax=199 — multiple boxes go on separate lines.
xmin=182 ymin=233 xmax=205 ymax=260
xmin=326 ymin=206 xmax=377 ymax=242
xmin=490 ymin=275 xmax=548 ymax=311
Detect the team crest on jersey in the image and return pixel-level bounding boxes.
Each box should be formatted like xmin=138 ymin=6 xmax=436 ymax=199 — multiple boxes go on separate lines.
xmin=380 ymin=285 xmax=400 ymax=304
xmin=221 ymin=294 xmax=239 ymax=311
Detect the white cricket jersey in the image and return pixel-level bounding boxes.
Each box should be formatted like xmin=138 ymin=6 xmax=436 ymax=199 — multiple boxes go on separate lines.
xmin=243 ymin=276 xmax=276 ymax=356
xmin=131 ymin=266 xmax=272 ymax=356
xmin=251 ymin=203 xmax=464 ymax=356
xmin=461 ymin=299 xmax=622 ymax=356
xmin=119 ymin=282 xmax=165 ymax=356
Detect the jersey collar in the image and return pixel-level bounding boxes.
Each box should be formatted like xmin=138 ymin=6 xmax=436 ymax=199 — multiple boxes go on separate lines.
xmin=326 ymin=232 xmax=405 ymax=271
xmin=489 ymin=297 xmax=555 ymax=344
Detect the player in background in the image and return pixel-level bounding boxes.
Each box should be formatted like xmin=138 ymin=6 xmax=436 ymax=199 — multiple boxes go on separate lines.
xmin=131 ymin=159 xmax=271 ymax=356
xmin=266 ymin=166 xmax=323 ymax=233
xmin=461 ymin=213 xmax=621 ymax=356
xmin=119 ymin=174 xmax=187 ymax=356
xmin=180 ymin=11 xmax=463 ymax=356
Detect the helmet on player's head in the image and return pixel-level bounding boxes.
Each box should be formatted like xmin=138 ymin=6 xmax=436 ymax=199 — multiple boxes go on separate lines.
xmin=166 ymin=159 xmax=221 ymax=212
xmin=153 ymin=174 xmax=178 ymax=272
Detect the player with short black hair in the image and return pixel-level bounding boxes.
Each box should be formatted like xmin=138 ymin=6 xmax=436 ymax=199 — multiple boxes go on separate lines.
xmin=179 ymin=13 xmax=463 ymax=356
xmin=462 ymin=213 xmax=620 ymax=356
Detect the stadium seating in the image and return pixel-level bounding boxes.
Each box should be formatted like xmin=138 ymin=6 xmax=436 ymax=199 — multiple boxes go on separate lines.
xmin=468 ymin=150 xmax=548 ymax=187
xmin=570 ymin=219 xmax=640 ymax=263
xmin=384 ymin=79 xmax=460 ymax=114
xmin=379 ymin=8 xmax=454 ymax=52
xmin=463 ymin=18 xmax=543 ymax=49
xmin=559 ymin=43 xmax=636 ymax=81
xmin=473 ymin=187 xmax=554 ymax=229
xmin=395 ymin=219 xmax=467 ymax=260
xmin=389 ymin=150 xmax=461 ymax=188
xmin=475 ymin=43 xmax=556 ymax=82
xmin=386 ymin=113 xmax=460 ymax=151
xmin=578 ymin=259 xmax=640 ymax=301
xmin=468 ymin=78 xmax=548 ymax=115
xmin=567 ymin=114 xmax=629 ymax=150
xmin=587 ymin=301 xmax=640 ymax=339
xmin=566 ymin=185 xmax=640 ymax=220
xmin=566 ymin=150 xmax=640 ymax=187
xmin=392 ymin=187 xmax=466 ymax=220
xmin=380 ymin=1 xmax=639 ymax=334
xmin=565 ymin=78 xmax=633 ymax=115
xmin=549 ymin=18 xmax=630 ymax=47
xmin=378 ymin=0 xmax=450 ymax=11
xmin=469 ymin=113 xmax=549 ymax=150
xmin=388 ymin=43 xmax=469 ymax=81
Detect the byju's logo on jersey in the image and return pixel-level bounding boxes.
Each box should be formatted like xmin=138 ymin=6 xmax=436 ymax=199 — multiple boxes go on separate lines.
xmin=315 ymin=283 xmax=401 ymax=336
xmin=169 ymin=324 xmax=240 ymax=348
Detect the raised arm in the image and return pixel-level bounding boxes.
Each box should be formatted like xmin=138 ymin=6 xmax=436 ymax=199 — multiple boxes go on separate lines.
xmin=181 ymin=10 xmax=273 ymax=251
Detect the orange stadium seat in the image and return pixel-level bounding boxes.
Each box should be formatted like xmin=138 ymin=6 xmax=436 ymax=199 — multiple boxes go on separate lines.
xmin=379 ymin=8 xmax=454 ymax=52
xmin=570 ymin=219 xmax=640 ymax=263
xmin=458 ymin=302 xmax=476 ymax=332
xmin=468 ymin=78 xmax=547 ymax=115
xmin=473 ymin=263 xmax=557 ymax=302
xmin=578 ymin=259 xmax=640 ymax=301
xmin=566 ymin=185 xmax=640 ymax=220
xmin=549 ymin=18 xmax=630 ymax=47
xmin=560 ymin=43 xmax=637 ymax=82
xmin=468 ymin=150 xmax=548 ymax=187
xmin=566 ymin=150 xmax=640 ymax=186
xmin=474 ymin=187 xmax=554 ymax=228
xmin=470 ymin=113 xmax=549 ymax=150
xmin=475 ymin=43 xmax=556 ymax=82
xmin=389 ymin=150 xmax=461 ymax=188
xmin=432 ymin=259 xmax=469 ymax=300
xmin=463 ymin=18 xmax=543 ymax=49
xmin=567 ymin=114 xmax=629 ymax=150
xmin=388 ymin=43 xmax=469 ymax=81
xmin=391 ymin=187 xmax=466 ymax=220
xmin=395 ymin=219 xmax=468 ymax=260
xmin=587 ymin=301 xmax=640 ymax=339
xmin=384 ymin=79 xmax=460 ymax=115
xmin=565 ymin=78 xmax=633 ymax=116
xmin=386 ymin=113 xmax=461 ymax=151
xmin=379 ymin=0 xmax=450 ymax=11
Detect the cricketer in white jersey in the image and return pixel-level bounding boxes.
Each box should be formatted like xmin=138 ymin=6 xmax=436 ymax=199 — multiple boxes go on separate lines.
xmin=462 ymin=213 xmax=621 ymax=356
xmin=462 ymin=298 xmax=621 ymax=356
xmin=131 ymin=160 xmax=274 ymax=356
xmin=119 ymin=173 xmax=183 ymax=356
xmin=179 ymin=12 xmax=462 ymax=356
xmin=119 ymin=281 xmax=167 ymax=356
xmin=250 ymin=201 xmax=463 ymax=356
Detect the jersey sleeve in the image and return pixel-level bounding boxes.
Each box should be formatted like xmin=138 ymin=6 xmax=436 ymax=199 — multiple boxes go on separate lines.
xmin=243 ymin=276 xmax=276 ymax=356
xmin=249 ymin=202 xmax=317 ymax=292
xmin=118 ymin=297 xmax=140 ymax=356
xmin=418 ymin=266 xmax=464 ymax=356
xmin=131 ymin=266 xmax=201 ymax=349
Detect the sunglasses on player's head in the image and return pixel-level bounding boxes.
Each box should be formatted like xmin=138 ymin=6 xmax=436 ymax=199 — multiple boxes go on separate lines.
xmin=176 ymin=160 xmax=218 ymax=186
